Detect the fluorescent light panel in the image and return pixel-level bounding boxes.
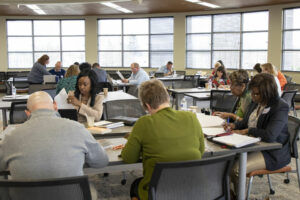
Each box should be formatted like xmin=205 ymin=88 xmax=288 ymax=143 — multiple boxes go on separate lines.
xmin=25 ymin=4 xmax=46 ymax=15
xmin=185 ymin=0 xmax=220 ymax=8
xmin=101 ymin=2 xmax=133 ymax=13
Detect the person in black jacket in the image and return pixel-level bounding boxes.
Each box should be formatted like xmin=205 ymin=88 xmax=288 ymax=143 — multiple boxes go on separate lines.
xmin=225 ymin=73 xmax=291 ymax=194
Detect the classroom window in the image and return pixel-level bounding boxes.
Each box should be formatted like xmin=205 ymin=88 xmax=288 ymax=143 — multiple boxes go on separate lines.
xmin=98 ymin=17 xmax=174 ymax=68
xmin=282 ymin=8 xmax=300 ymax=71
xmin=6 ymin=19 xmax=85 ymax=69
xmin=186 ymin=11 xmax=268 ymax=69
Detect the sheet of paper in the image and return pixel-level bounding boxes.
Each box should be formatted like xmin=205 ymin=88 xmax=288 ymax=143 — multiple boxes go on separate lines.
xmin=116 ymin=71 xmax=125 ymax=80
xmin=213 ymin=133 xmax=260 ymax=148
xmin=54 ymin=88 xmax=75 ymax=109
xmin=197 ymin=113 xmax=225 ymax=128
xmin=202 ymin=127 xmax=226 ymax=136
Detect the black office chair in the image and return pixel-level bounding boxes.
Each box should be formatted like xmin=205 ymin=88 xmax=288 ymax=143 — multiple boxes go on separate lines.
xmin=95 ymin=82 xmax=113 ymax=94
xmin=210 ymin=90 xmax=239 ymax=113
xmin=9 ymin=101 xmax=28 ymax=124
xmin=120 ymin=70 xmax=132 ymax=79
xmin=246 ymin=115 xmax=300 ymax=199
xmin=172 ymin=80 xmax=195 ymax=89
xmin=284 ymin=83 xmax=300 ymax=103
xmin=148 ymin=153 xmax=236 ymax=200
xmin=281 ymin=90 xmax=298 ymax=116
xmin=42 ymin=89 xmax=57 ymax=100
xmin=106 ymin=71 xmax=120 ymax=80
xmin=0 ymin=175 xmax=92 ymax=200
xmin=154 ymin=72 xmax=164 ymax=78
xmin=284 ymin=74 xmax=293 ymax=84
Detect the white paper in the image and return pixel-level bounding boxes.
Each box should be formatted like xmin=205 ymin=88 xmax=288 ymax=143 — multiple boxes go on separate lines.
xmin=54 ymin=88 xmax=75 ymax=109
xmin=116 ymin=71 xmax=125 ymax=80
xmin=3 ymin=95 xmax=29 ymax=100
xmin=213 ymin=133 xmax=261 ymax=148
xmin=197 ymin=113 xmax=225 ymax=128
xmin=202 ymin=127 xmax=226 ymax=136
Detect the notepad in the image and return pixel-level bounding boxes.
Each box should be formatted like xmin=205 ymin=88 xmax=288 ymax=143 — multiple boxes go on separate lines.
xmin=116 ymin=71 xmax=125 ymax=80
xmin=202 ymin=127 xmax=226 ymax=136
xmin=88 ymin=127 xmax=112 ymax=134
xmin=197 ymin=113 xmax=225 ymax=128
xmin=98 ymin=138 xmax=127 ymax=150
xmin=94 ymin=121 xmax=124 ymax=129
xmin=212 ymin=133 xmax=260 ymax=148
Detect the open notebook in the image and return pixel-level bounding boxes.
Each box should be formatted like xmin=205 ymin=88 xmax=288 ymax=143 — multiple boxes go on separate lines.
xmin=197 ymin=113 xmax=225 ymax=128
xmin=212 ymin=133 xmax=261 ymax=148
xmin=202 ymin=127 xmax=226 ymax=137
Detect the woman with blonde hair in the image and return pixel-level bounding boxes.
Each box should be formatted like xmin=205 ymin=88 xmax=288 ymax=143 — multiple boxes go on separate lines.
xmin=56 ymin=64 xmax=80 ymax=94
xmin=261 ymin=63 xmax=282 ymax=96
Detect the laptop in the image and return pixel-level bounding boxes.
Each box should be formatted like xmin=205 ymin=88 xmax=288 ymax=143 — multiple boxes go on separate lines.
xmin=58 ymin=109 xmax=78 ymax=121
xmin=43 ymin=75 xmax=56 ymax=84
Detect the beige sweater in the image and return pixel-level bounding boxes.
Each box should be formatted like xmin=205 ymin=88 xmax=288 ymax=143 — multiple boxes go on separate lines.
xmin=76 ymin=94 xmax=104 ymax=123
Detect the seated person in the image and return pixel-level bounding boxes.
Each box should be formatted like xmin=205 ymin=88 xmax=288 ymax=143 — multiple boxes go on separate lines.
xmin=210 ymin=66 xmax=230 ymax=88
xmin=121 ymin=62 xmax=150 ymax=86
xmin=79 ymin=62 xmax=92 ymax=72
xmin=28 ymin=54 xmax=51 ymax=84
xmin=214 ymin=69 xmax=251 ymax=121
xmin=225 ymin=73 xmax=291 ymax=195
xmin=92 ymin=62 xmax=107 ymax=82
xmin=276 ymin=69 xmax=287 ymax=91
xmin=67 ymin=70 xmax=104 ymax=123
xmin=56 ymin=64 xmax=80 ymax=94
xmin=261 ymin=63 xmax=282 ymax=96
xmin=253 ymin=63 xmax=262 ymax=73
xmin=121 ymin=79 xmax=205 ymax=200
xmin=210 ymin=60 xmax=224 ymax=77
xmin=0 ymin=91 xmax=108 ymax=199
xmin=49 ymin=61 xmax=66 ymax=81
xmin=157 ymin=61 xmax=173 ymax=76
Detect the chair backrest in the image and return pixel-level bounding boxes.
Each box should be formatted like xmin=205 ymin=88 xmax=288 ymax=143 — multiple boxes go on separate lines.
xmin=0 ymin=72 xmax=6 ymax=81
xmin=28 ymin=84 xmax=57 ymax=94
xmin=175 ymin=71 xmax=186 ymax=76
xmin=105 ymin=99 xmax=146 ymax=119
xmin=172 ymin=80 xmax=195 ymax=89
xmin=9 ymin=101 xmax=28 ymax=124
xmin=281 ymin=90 xmax=297 ymax=110
xmin=127 ymin=85 xmax=139 ymax=97
xmin=0 ymin=175 xmax=92 ymax=200
xmin=6 ymin=72 xmax=18 ymax=79
xmin=120 ymin=70 xmax=132 ymax=79
xmin=13 ymin=77 xmax=30 ymax=89
xmin=16 ymin=71 xmax=30 ymax=77
xmin=106 ymin=71 xmax=120 ymax=80
xmin=42 ymin=89 xmax=57 ymax=99
xmin=284 ymin=83 xmax=300 ymax=91
xmin=95 ymin=82 xmax=113 ymax=94
xmin=149 ymin=153 xmax=236 ymax=200
xmin=284 ymin=75 xmax=293 ymax=84
xmin=154 ymin=72 xmax=164 ymax=78
xmin=287 ymin=116 xmax=300 ymax=159
xmin=210 ymin=90 xmax=239 ymax=113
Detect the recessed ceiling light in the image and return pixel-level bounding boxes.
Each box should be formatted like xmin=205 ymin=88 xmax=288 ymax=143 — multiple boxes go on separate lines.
xmin=101 ymin=2 xmax=133 ymax=13
xmin=185 ymin=0 xmax=220 ymax=8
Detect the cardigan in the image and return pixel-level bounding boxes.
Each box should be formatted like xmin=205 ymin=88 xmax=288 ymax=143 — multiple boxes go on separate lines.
xmin=121 ymin=107 xmax=205 ymax=200
xmin=234 ymin=98 xmax=291 ymax=171
xmin=28 ymin=62 xmax=51 ymax=83
xmin=56 ymin=76 xmax=77 ymax=94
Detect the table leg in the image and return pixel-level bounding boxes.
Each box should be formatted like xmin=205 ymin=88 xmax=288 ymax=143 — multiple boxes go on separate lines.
xmin=238 ymin=152 xmax=247 ymax=200
xmin=2 ymin=108 xmax=8 ymax=129
xmin=193 ymin=99 xmax=196 ymax=106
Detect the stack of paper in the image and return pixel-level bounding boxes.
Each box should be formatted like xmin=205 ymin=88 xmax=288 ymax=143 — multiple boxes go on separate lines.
xmin=197 ymin=113 xmax=225 ymax=128
xmin=88 ymin=127 xmax=112 ymax=134
xmin=116 ymin=71 xmax=125 ymax=80
xmin=94 ymin=121 xmax=124 ymax=129
xmin=212 ymin=133 xmax=261 ymax=148
xmin=202 ymin=127 xmax=226 ymax=136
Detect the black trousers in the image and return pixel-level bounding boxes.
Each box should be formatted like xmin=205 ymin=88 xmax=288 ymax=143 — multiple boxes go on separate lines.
xmin=130 ymin=177 xmax=143 ymax=199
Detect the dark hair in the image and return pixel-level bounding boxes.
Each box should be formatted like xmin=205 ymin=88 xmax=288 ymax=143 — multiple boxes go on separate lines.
xmin=217 ymin=60 xmax=225 ymax=67
xmin=74 ymin=62 xmax=79 ymax=65
xmin=249 ymin=73 xmax=279 ymax=105
xmin=79 ymin=62 xmax=91 ymax=72
xmin=229 ymin=69 xmax=249 ymax=86
xmin=214 ymin=66 xmax=227 ymax=79
xmin=75 ymin=70 xmax=98 ymax=107
xmin=167 ymin=61 xmax=173 ymax=65
xmin=37 ymin=54 xmax=49 ymax=65
xmin=92 ymin=63 xmax=100 ymax=69
xmin=253 ymin=63 xmax=262 ymax=73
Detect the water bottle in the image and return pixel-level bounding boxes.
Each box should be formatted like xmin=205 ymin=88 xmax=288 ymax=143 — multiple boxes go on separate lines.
xmin=208 ymin=79 xmax=212 ymax=89
xmin=12 ymin=85 xmax=16 ymax=97
xmin=180 ymin=97 xmax=187 ymax=111
xmin=173 ymin=70 xmax=176 ymax=77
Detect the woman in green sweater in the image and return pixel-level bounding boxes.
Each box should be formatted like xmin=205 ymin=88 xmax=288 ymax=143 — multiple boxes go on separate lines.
xmin=121 ymin=79 xmax=205 ymax=200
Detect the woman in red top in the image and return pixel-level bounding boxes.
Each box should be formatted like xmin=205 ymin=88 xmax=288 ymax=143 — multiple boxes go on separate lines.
xmin=211 ymin=66 xmax=230 ymax=88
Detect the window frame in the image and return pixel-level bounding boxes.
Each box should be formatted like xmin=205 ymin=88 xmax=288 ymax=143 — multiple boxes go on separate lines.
xmin=186 ymin=10 xmax=269 ymax=70
xmin=97 ymin=16 xmax=174 ymax=68
xmin=6 ymin=19 xmax=85 ymax=69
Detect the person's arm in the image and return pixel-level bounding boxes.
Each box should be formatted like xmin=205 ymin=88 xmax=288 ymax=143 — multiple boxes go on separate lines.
xmin=121 ymin=119 xmax=143 ymax=163
xmin=37 ymin=63 xmax=51 ymax=75
xmin=277 ymin=72 xmax=287 ymax=89
xmin=83 ymin=128 xmax=109 ymax=168
xmin=78 ymin=95 xmax=104 ymax=121
xmin=249 ymin=102 xmax=289 ymax=142
xmin=192 ymin=114 xmax=205 ymax=156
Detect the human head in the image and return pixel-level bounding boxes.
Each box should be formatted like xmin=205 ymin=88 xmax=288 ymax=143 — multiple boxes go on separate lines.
xmin=215 ymin=66 xmax=227 ymax=79
xmin=249 ymin=73 xmax=279 ymax=105
xmin=74 ymin=62 xmax=79 ymax=66
xmin=214 ymin=60 xmax=224 ymax=70
xmin=166 ymin=61 xmax=173 ymax=70
xmin=92 ymin=63 xmax=100 ymax=69
xmin=130 ymin=63 xmax=140 ymax=74
xmin=25 ymin=91 xmax=57 ymax=117
xmin=261 ymin=63 xmax=278 ymax=76
xmin=253 ymin=63 xmax=262 ymax=73
xmin=75 ymin=70 xmax=98 ymax=107
xmin=65 ymin=64 xmax=80 ymax=78
xmin=229 ymin=70 xmax=249 ymax=97
xmin=79 ymin=62 xmax=92 ymax=72
xmin=37 ymin=54 xmax=49 ymax=66
xmin=139 ymin=79 xmax=170 ymax=113
xmin=55 ymin=61 xmax=62 ymax=71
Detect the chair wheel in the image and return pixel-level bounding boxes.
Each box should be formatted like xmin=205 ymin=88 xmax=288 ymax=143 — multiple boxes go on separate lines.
xmin=270 ymin=189 xmax=275 ymax=195
xmin=121 ymin=179 xmax=126 ymax=185
xmin=103 ymin=173 xmax=109 ymax=177
xmin=284 ymin=179 xmax=290 ymax=184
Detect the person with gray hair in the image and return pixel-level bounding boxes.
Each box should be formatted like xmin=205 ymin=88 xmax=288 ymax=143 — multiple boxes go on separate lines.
xmin=0 ymin=91 xmax=108 ymax=199
xmin=121 ymin=62 xmax=150 ymax=86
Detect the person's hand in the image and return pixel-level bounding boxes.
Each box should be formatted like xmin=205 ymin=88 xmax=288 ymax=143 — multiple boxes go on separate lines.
xmin=223 ymin=122 xmax=235 ymax=132
xmin=233 ymin=129 xmax=248 ymax=135
xmin=122 ymin=79 xmax=129 ymax=83
xmin=214 ymin=112 xmax=232 ymax=119
xmin=67 ymin=96 xmax=81 ymax=107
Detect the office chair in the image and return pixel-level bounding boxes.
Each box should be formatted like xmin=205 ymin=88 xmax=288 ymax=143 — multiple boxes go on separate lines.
xmin=281 ymin=90 xmax=298 ymax=116
xmin=210 ymin=90 xmax=239 ymax=113
xmin=9 ymin=101 xmax=28 ymax=124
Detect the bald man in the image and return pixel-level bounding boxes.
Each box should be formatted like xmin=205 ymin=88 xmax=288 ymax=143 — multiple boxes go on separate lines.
xmin=49 ymin=61 xmax=66 ymax=81
xmin=0 ymin=91 xmax=108 ymax=180
xmin=122 ymin=62 xmax=150 ymax=86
